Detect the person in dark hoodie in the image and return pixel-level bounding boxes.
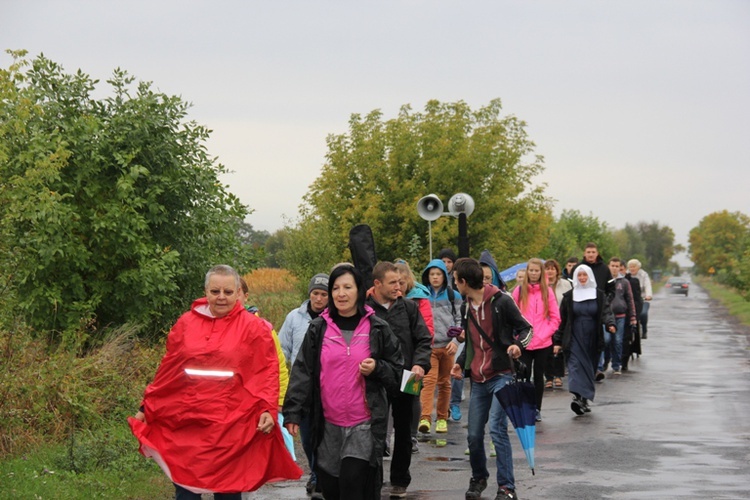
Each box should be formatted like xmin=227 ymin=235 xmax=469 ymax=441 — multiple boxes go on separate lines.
xmin=418 ymin=259 xmax=462 ymax=437
xmin=438 ymin=248 xmax=458 ymax=288
xmin=576 ymin=242 xmax=612 ymax=296
xmin=479 ymin=249 xmax=507 ymax=292
xmin=450 ymin=258 xmax=532 ymax=500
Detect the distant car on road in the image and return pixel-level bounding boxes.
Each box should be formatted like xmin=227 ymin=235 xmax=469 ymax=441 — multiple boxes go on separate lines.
xmin=665 ymin=277 xmax=690 ymax=296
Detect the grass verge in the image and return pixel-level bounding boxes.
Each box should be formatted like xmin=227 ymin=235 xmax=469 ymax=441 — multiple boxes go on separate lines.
xmin=695 ymin=276 xmax=750 ymax=328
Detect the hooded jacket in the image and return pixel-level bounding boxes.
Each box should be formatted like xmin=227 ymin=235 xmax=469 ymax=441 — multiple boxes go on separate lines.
xmin=129 ymin=299 xmax=302 ymax=493
xmin=512 ymin=282 xmax=561 ymax=351
xmin=421 ymin=259 xmax=462 ymax=348
xmin=479 ymin=249 xmax=506 ymax=291
xmin=406 ymin=282 xmax=435 ymax=336
xmin=457 ymin=285 xmax=533 ymax=383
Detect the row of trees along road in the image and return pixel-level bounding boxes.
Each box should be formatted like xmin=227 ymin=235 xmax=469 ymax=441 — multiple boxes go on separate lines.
xmin=1 ymin=52 xmax=681 ymax=341
xmin=690 ymin=210 xmax=750 ymax=293
xmin=272 ymin=100 xmax=679 ymax=279
xmin=0 ymin=51 xmax=261 ymax=339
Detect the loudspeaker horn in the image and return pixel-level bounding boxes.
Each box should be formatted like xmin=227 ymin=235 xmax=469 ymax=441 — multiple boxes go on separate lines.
xmin=417 ymin=194 xmax=444 ymax=221
xmin=448 ymin=193 xmax=475 ymax=217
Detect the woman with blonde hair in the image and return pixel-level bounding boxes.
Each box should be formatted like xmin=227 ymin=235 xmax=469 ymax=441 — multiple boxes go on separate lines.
xmin=511 ymin=258 xmax=561 ymax=422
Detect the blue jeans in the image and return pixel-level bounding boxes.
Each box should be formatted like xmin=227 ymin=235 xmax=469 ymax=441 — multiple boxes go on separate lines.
xmin=467 ymin=374 xmax=515 ymax=490
xmin=640 ymin=301 xmax=650 ymax=335
xmin=451 ymin=343 xmax=465 ymax=406
xmin=600 ymin=317 xmax=625 ymax=371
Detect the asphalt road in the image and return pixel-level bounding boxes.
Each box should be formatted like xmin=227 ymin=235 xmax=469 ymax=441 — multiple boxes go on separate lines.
xmin=250 ymin=281 xmax=750 ymax=499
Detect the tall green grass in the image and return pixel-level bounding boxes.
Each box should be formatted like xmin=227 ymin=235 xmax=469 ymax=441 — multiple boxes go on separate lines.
xmin=696 ymin=276 xmax=750 ymax=328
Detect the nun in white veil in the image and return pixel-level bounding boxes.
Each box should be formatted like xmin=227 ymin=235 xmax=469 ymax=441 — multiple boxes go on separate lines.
xmin=552 ymin=265 xmax=615 ymax=415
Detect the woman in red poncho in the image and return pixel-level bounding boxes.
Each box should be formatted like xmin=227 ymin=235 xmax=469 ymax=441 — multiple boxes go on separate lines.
xmin=129 ymin=265 xmax=302 ymax=499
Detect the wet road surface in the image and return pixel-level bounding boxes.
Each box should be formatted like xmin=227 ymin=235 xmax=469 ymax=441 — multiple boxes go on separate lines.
xmin=249 ymin=282 xmax=750 ymax=499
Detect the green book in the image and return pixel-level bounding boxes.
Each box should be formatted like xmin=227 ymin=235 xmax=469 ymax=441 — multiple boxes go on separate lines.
xmin=400 ymin=369 xmax=423 ymax=395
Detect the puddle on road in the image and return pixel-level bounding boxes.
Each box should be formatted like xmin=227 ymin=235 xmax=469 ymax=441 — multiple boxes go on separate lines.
xmin=424 ymin=456 xmax=464 ymax=462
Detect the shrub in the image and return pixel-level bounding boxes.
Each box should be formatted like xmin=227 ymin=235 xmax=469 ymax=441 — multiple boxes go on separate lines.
xmin=243 ymin=268 xmax=304 ymax=329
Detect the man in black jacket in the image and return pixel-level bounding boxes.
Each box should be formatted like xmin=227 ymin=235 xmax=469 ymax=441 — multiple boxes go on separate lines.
xmin=367 ymin=261 xmax=432 ymax=499
xmin=578 ymin=242 xmax=613 ymax=295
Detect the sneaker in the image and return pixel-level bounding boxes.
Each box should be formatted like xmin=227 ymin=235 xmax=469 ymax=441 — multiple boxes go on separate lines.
xmin=535 ymin=409 xmax=542 ymax=422
xmin=613 ymin=369 xmax=622 ymax=375
xmin=489 ymin=442 xmax=496 ymax=457
xmin=571 ymin=397 xmax=585 ymax=416
xmin=390 ymin=485 xmax=408 ymax=498
xmin=595 ymin=371 xmax=606 ymax=382
xmin=495 ymin=486 xmax=519 ymax=500
xmin=435 ymin=419 xmax=448 ymax=433
xmin=464 ymin=447 xmax=470 ymax=455
xmin=418 ymin=419 xmax=431 ymax=433
xmin=450 ymin=403 xmax=463 ymax=421
xmin=411 ymin=436 xmax=419 ymax=453
xmin=435 ymin=438 xmax=447 ymax=447
xmin=582 ymin=399 xmax=591 ymax=413
xmin=465 ymin=477 xmax=488 ymax=499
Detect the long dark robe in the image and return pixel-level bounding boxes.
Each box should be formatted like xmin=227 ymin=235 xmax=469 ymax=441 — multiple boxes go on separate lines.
xmin=568 ymin=299 xmax=600 ymax=401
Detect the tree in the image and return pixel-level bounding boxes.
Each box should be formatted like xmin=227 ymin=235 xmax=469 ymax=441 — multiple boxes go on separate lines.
xmin=613 ymin=221 xmax=676 ymax=270
xmin=300 ymin=99 xmax=552 ymax=271
xmin=276 ymin=217 xmax=340 ymax=290
xmin=0 ymin=51 xmax=257 ymax=337
xmin=540 ymin=209 xmax=616 ymax=263
xmin=689 ymin=210 xmax=750 ymax=278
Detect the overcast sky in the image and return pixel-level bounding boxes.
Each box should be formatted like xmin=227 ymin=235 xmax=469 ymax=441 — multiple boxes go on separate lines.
xmin=3 ymin=1 xmax=749 ymax=264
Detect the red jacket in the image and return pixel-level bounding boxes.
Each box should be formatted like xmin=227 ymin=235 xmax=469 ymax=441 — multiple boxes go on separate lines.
xmin=129 ymin=299 xmax=302 ymax=493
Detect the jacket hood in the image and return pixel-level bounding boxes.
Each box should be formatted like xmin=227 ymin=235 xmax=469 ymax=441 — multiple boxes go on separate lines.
xmin=422 ymin=259 xmax=449 ymax=293
xmin=191 ymin=297 xmax=244 ymax=319
xmin=406 ymin=282 xmax=431 ymax=300
xmin=479 ymin=250 xmax=506 ymax=290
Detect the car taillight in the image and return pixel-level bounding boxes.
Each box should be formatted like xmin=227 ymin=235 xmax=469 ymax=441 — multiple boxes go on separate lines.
xmin=682 ymin=284 xmax=689 ymax=288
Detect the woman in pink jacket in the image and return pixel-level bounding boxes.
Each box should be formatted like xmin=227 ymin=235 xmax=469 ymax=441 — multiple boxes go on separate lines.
xmin=512 ymin=258 xmax=561 ymax=422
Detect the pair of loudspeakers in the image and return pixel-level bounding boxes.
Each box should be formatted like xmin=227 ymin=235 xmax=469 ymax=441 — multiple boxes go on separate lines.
xmin=417 ymin=193 xmax=475 ymax=221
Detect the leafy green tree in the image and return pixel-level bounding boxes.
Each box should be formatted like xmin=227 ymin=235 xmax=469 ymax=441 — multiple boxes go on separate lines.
xmin=613 ymin=221 xmax=676 ymax=270
xmin=277 ymin=217 xmax=340 ymax=291
xmin=540 ymin=209 xmax=616 ymax=263
xmin=0 ymin=51 xmax=256 ymax=337
xmin=689 ymin=210 xmax=750 ymax=280
xmin=301 ymin=99 xmax=552 ymax=271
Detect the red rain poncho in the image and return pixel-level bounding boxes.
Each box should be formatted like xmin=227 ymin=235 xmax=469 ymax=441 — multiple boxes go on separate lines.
xmin=129 ymin=299 xmax=302 ymax=493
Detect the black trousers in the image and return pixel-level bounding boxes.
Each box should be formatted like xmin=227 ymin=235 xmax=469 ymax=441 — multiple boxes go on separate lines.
xmin=316 ymin=457 xmax=378 ymax=500
xmin=174 ymin=484 xmax=240 ymax=500
xmin=388 ymin=392 xmax=414 ymax=487
xmin=521 ymin=345 xmax=553 ymax=411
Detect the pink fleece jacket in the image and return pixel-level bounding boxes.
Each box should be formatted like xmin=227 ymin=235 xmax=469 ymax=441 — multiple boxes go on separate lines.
xmin=512 ymin=283 xmax=561 ymax=351
xmin=319 ymin=308 xmax=373 ymax=427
